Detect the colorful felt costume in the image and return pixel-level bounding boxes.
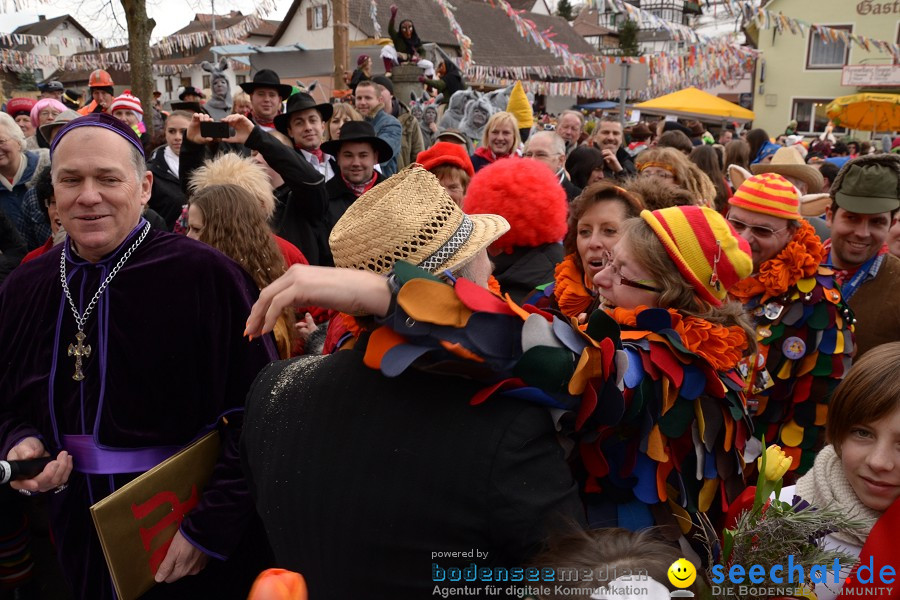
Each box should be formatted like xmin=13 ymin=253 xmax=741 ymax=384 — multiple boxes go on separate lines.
xmin=730 ymin=221 xmax=855 ymax=475
xmin=364 ymin=262 xmax=752 ymax=535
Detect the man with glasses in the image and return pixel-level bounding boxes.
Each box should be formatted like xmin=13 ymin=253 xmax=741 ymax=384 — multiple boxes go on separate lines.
xmin=825 ymin=155 xmax=900 ymax=358
xmin=523 ymin=131 xmax=580 ymax=201
xmin=726 ymin=173 xmax=854 ymax=475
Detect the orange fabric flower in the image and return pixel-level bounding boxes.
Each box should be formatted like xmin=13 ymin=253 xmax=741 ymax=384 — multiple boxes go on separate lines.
xmin=609 ymin=306 xmax=747 ymax=372
xmin=487 ymin=275 xmax=502 ymax=296
xmin=730 ymin=221 xmax=825 ymax=303
xmin=553 ymin=253 xmax=595 ymax=319
xmin=247 ymin=569 xmax=308 ymax=600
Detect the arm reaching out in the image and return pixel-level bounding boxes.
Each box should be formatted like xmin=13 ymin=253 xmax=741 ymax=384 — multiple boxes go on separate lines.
xmin=245 ymin=266 xmax=391 ymax=338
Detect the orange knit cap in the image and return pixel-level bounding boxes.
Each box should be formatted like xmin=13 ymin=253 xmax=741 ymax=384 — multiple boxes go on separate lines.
xmin=641 ymin=205 xmax=752 ymax=306
xmin=728 ymin=172 xmax=801 ymax=221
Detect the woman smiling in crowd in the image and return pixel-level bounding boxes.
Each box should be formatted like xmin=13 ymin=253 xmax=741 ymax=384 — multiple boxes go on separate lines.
xmin=470 ymin=111 xmax=520 ymax=172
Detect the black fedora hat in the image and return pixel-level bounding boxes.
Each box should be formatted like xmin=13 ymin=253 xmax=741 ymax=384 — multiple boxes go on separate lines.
xmin=274 ymin=92 xmax=334 ymax=135
xmin=321 ymin=120 xmax=393 ymax=161
xmin=239 ymin=69 xmax=293 ymax=99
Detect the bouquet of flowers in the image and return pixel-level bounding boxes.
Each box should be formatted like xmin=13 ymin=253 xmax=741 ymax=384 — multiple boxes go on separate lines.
xmin=700 ymin=443 xmax=864 ymax=600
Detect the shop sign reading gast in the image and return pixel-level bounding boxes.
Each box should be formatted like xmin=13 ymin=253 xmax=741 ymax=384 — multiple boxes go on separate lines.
xmin=856 ymin=0 xmax=900 ymax=14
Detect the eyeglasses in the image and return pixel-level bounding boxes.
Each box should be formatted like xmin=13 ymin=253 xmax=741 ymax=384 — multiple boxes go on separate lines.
xmin=598 ymin=251 xmax=662 ymax=293
xmin=727 ymin=216 xmax=789 ymax=239
xmin=523 ymin=150 xmax=560 ymax=159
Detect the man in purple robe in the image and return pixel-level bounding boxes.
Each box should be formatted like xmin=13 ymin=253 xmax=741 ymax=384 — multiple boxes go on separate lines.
xmin=0 ymin=113 xmax=278 ymax=599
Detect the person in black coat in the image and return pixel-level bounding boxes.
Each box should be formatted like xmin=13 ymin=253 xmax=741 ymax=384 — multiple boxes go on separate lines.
xmin=180 ymin=113 xmax=329 ymax=264
xmin=148 ymin=111 xmax=192 ymax=230
xmin=0 ymin=209 xmax=25 ymax=284
xmin=241 ymin=169 xmax=584 ymax=598
xmin=589 ymin=117 xmax=636 ymax=181
xmin=319 ymin=121 xmax=393 ymax=266
xmin=242 ymin=345 xmax=583 ymax=599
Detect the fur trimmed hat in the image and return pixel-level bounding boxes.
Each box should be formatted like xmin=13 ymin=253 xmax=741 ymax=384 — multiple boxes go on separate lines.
xmin=463 ymin=157 xmax=567 ymax=253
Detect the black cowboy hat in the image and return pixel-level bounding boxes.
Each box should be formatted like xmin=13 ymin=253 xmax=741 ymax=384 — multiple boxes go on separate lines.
xmin=274 ymin=92 xmax=334 ymax=135
xmin=179 ymin=86 xmax=205 ymax=100
xmin=321 ymin=120 xmax=393 ymax=161
xmin=239 ymin=69 xmax=293 ymax=99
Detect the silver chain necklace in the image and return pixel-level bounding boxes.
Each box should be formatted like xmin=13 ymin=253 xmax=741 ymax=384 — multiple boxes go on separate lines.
xmin=58 ymin=222 xmax=151 ymax=381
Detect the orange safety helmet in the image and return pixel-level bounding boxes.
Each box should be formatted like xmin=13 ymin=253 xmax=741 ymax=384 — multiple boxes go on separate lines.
xmin=88 ymin=69 xmax=114 ymax=88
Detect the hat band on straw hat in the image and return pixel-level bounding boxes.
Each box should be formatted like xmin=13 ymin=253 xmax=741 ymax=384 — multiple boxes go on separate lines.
xmin=418 ymin=215 xmax=473 ymax=272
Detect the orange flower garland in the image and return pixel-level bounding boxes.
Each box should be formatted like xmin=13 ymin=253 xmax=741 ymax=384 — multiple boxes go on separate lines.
xmin=729 ymin=221 xmax=825 ymax=303
xmin=553 ymin=253 xmax=595 ymax=319
xmin=610 ymin=305 xmax=748 ymax=372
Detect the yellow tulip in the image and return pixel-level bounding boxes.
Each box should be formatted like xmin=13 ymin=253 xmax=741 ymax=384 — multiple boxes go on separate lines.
xmin=758 ymin=444 xmax=792 ymax=481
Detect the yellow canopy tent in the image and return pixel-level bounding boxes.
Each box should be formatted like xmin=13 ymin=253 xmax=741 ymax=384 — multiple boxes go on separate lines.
xmin=634 ymin=86 xmax=755 ymax=123
xmin=826 ymin=93 xmax=900 ymax=133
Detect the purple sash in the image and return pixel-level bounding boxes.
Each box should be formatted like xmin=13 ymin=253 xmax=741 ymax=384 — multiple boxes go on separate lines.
xmin=63 ymin=435 xmax=180 ymax=475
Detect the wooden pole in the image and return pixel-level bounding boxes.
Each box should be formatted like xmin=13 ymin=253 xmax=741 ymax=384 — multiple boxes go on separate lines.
xmin=333 ymin=0 xmax=350 ymax=92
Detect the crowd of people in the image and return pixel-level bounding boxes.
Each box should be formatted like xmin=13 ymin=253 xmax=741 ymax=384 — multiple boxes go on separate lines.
xmin=0 ymin=38 xmax=899 ymax=600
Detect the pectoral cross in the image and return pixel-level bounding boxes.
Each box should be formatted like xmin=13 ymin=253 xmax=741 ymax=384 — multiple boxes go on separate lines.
xmin=67 ymin=331 xmax=91 ymax=381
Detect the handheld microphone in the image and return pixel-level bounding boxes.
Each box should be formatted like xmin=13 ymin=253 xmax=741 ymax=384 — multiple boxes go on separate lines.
xmin=0 ymin=457 xmax=53 ymax=485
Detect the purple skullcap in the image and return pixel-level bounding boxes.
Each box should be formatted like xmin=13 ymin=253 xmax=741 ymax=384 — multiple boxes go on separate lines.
xmin=50 ymin=112 xmax=145 ymax=159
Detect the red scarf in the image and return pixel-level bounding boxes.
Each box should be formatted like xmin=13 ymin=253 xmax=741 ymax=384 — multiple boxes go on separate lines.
xmin=474 ymin=145 xmax=513 ymax=164
xmin=302 ymin=147 xmax=325 ymax=163
xmin=342 ymin=172 xmax=378 ymax=197
xmin=252 ymin=113 xmax=276 ymax=129
xmin=822 ymin=239 xmax=890 ymax=286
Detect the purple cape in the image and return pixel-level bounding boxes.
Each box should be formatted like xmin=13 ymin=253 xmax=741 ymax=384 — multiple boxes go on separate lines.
xmin=0 ymin=222 xmax=277 ymax=599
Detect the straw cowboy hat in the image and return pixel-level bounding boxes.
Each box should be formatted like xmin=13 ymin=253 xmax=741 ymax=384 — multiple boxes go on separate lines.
xmin=750 ymin=146 xmax=824 ymax=193
xmin=329 ymin=164 xmax=509 ymax=275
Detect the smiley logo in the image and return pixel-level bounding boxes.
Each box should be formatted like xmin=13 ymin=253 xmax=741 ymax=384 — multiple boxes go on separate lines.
xmin=667 ymin=558 xmax=696 ymax=589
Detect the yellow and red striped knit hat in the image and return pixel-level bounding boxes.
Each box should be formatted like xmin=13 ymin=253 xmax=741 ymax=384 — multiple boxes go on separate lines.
xmin=727 ymin=172 xmax=801 ymax=221
xmin=641 ymin=205 xmax=752 ymax=306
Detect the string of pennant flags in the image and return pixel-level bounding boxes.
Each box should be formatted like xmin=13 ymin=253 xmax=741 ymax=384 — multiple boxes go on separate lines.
xmin=0 ymin=0 xmax=277 ymax=60
xmin=369 ymin=0 xmax=383 ymax=39
xmin=464 ymin=40 xmax=755 ymax=99
xmin=0 ymin=0 xmax=802 ymax=98
xmin=0 ymin=45 xmax=247 ymax=76
xmin=433 ymin=0 xmax=473 ymax=70
xmin=0 ymin=14 xmax=263 ymax=55
xmin=719 ymin=0 xmax=900 ymax=61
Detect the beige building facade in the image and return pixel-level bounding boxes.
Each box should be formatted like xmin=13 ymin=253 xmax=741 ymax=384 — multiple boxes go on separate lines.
xmin=750 ymin=0 xmax=899 ymax=138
